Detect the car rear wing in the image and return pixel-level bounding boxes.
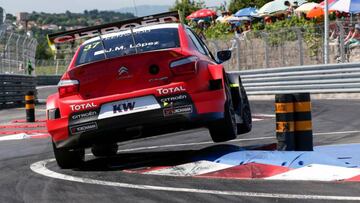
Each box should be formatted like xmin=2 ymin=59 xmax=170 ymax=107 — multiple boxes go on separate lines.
xmin=47 ymin=11 xmax=180 ymax=51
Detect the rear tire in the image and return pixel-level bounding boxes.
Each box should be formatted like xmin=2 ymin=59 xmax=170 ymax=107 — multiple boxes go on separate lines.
xmin=91 ymin=143 xmax=118 ymax=157
xmin=52 ymin=141 xmax=84 ymax=169
xmin=237 ymin=86 xmax=252 ymax=134
xmin=226 ymin=73 xmax=252 ymax=134
xmin=208 ymin=84 xmax=237 ymax=142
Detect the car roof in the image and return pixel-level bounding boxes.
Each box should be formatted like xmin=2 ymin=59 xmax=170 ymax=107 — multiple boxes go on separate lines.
xmin=82 ymin=23 xmax=181 ymax=45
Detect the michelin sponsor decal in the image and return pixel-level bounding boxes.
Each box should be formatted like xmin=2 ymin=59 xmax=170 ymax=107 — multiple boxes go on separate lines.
xmin=163 ymin=105 xmax=193 ymax=116
xmin=70 ymin=122 xmax=98 ymax=135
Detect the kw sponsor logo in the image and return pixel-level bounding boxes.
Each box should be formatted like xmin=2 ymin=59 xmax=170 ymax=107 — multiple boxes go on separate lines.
xmin=70 ymin=102 xmax=97 ymax=111
xmin=157 ymin=86 xmax=186 ymax=95
xmin=113 ymin=102 xmax=136 ymax=113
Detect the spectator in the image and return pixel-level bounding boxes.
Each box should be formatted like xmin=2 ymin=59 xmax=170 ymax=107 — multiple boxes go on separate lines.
xmin=196 ymin=20 xmax=207 ymax=41
xmin=344 ymin=25 xmax=355 ymax=43
xmin=234 ymin=24 xmax=244 ymax=39
xmin=27 ymin=60 xmax=33 ymax=75
xmin=284 ymin=1 xmax=294 ymax=17
xmin=344 ymin=24 xmax=360 ymax=57
xmin=264 ymin=16 xmax=272 ymax=25
xmin=292 ymin=1 xmax=299 ymax=9
xmin=346 ymin=24 xmax=360 ymax=46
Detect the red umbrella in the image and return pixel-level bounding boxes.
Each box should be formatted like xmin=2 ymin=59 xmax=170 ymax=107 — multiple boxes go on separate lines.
xmin=186 ymin=8 xmax=217 ymax=20
xmin=307 ymin=0 xmax=337 ymax=18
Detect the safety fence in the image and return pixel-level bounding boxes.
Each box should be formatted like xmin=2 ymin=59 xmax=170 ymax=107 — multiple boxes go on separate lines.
xmin=232 ymin=62 xmax=360 ymax=95
xmin=0 ymin=26 xmax=37 ymax=74
xmin=35 ymin=59 xmax=70 ymax=75
xmin=0 ymin=74 xmax=36 ymax=108
xmin=207 ymin=21 xmax=360 ymax=71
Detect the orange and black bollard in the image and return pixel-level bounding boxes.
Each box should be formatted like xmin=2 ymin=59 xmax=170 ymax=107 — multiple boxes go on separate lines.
xmin=275 ymin=94 xmax=295 ymax=151
xmin=25 ymin=91 xmax=35 ymax=122
xmin=293 ymin=93 xmax=313 ymax=151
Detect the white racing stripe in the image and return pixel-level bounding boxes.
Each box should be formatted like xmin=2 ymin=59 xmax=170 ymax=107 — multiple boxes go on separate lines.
xmin=30 ymin=159 xmax=360 ymax=201
xmin=267 ymin=164 xmax=360 ymax=181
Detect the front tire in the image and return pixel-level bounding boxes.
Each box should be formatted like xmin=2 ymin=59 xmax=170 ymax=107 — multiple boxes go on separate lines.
xmin=52 ymin=141 xmax=84 ymax=169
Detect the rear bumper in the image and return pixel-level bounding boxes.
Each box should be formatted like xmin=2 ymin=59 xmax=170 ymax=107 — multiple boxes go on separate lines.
xmin=48 ymin=89 xmax=225 ymax=149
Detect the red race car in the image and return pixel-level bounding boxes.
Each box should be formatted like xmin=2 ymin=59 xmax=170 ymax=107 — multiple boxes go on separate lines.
xmin=46 ymin=12 xmax=252 ymax=168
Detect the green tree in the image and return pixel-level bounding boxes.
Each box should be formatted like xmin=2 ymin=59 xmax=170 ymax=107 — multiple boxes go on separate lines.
xmin=227 ymin=0 xmax=272 ymax=14
xmin=170 ymin=0 xmax=205 ymax=18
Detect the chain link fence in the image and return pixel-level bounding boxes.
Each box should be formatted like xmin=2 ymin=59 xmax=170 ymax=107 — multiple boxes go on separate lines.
xmin=35 ymin=59 xmax=71 ymax=75
xmin=207 ymin=21 xmax=360 ymax=71
xmin=0 ymin=25 xmax=37 ymax=74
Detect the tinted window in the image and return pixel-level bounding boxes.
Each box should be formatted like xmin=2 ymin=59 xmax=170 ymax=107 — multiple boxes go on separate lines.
xmin=76 ymin=28 xmax=180 ymax=66
xmin=186 ymin=29 xmax=207 ymax=55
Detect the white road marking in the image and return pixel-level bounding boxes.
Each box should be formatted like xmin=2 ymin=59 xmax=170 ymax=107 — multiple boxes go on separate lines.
xmin=0 ymin=133 xmax=30 ymax=141
xmin=267 ymin=164 xmax=360 ymax=181
xmin=314 ymin=131 xmax=360 ymax=136
xmin=252 ymin=114 xmax=276 ymax=118
xmin=30 ymin=159 xmax=360 ymax=201
xmin=144 ymin=161 xmax=232 ymax=176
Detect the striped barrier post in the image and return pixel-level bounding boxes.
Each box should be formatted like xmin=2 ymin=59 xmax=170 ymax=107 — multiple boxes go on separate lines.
xmin=275 ymin=94 xmax=295 ymax=151
xmin=25 ymin=91 xmax=35 ymax=122
xmin=293 ymin=93 xmax=313 ymax=151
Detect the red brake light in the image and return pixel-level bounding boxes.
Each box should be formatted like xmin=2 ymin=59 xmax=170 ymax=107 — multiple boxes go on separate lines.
xmin=170 ymin=56 xmax=198 ymax=75
xmin=58 ymin=80 xmax=79 ymax=98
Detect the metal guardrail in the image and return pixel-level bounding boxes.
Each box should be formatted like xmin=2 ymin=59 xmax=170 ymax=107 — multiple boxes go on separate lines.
xmin=0 ymin=74 xmax=36 ymax=107
xmin=230 ymin=63 xmax=360 ymax=95
xmin=36 ymin=75 xmax=61 ymax=86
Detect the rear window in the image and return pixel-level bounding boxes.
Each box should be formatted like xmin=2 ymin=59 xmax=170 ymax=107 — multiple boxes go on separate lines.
xmin=76 ymin=28 xmax=180 ymax=66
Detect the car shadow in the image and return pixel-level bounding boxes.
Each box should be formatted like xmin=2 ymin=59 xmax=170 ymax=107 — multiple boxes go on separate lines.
xmin=75 ymin=143 xmax=276 ymax=172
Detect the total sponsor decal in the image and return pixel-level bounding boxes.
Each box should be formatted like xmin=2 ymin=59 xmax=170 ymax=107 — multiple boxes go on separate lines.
xmin=163 ymin=105 xmax=193 ymax=116
xmin=70 ymin=102 xmax=97 ymax=111
xmin=157 ymin=86 xmax=186 ymax=95
xmin=70 ymin=122 xmax=98 ymax=135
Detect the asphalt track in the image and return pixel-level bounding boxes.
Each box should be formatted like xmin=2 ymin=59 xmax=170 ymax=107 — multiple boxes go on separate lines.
xmin=1 ymin=92 xmax=360 ymax=202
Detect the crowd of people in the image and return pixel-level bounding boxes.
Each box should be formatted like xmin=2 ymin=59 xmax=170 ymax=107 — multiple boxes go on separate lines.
xmin=188 ymin=1 xmax=360 ymax=60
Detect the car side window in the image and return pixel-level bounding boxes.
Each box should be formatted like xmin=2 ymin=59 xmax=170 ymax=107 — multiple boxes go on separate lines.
xmin=191 ymin=30 xmax=217 ymax=61
xmin=186 ymin=29 xmax=207 ymax=55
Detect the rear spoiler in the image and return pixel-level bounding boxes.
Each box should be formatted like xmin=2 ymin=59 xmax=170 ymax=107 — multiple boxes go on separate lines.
xmin=47 ymin=11 xmax=180 ymax=50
